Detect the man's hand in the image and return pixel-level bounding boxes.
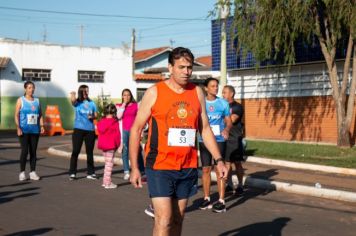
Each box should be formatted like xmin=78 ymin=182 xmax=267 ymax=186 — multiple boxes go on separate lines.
xmin=216 ymin=161 xmax=228 ymax=179
xmin=130 ymin=168 xmax=143 ymax=188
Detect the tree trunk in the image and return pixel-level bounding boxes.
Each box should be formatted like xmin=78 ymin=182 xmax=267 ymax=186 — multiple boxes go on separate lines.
xmin=336 ymin=100 xmax=351 ymax=147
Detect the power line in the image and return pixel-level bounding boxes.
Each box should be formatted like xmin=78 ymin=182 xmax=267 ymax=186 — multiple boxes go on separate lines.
xmin=0 ymin=6 xmax=207 ymax=21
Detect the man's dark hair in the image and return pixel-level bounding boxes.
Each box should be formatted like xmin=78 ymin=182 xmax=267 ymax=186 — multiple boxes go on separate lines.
xmin=224 ymin=85 xmax=235 ymax=98
xmin=168 ymin=47 xmax=194 ymax=66
xmin=204 ymin=77 xmax=219 ymax=87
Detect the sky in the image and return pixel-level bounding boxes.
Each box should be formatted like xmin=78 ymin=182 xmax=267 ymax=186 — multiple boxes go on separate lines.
xmin=0 ymin=0 xmax=218 ymax=57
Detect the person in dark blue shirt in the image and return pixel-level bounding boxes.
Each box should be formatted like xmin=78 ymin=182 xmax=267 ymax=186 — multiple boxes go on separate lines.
xmin=222 ymin=85 xmax=245 ymax=195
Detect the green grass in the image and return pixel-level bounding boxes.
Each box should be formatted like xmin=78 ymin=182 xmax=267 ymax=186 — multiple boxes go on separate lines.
xmin=246 ymin=140 xmax=356 ymax=168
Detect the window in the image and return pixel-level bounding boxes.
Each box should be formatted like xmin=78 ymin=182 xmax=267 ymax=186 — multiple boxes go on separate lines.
xmin=22 ymin=68 xmax=51 ymax=81
xmin=78 ymin=70 xmax=105 ymax=83
xmin=136 ymin=88 xmax=147 ymax=102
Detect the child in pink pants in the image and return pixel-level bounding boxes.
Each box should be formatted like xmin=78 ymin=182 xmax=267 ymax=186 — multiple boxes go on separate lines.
xmin=97 ymin=104 xmax=121 ymax=189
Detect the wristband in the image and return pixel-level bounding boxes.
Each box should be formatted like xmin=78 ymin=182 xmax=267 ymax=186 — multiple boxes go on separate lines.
xmin=215 ymin=157 xmax=224 ymax=163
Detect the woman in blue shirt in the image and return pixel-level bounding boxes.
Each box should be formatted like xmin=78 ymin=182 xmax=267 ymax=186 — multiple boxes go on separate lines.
xmin=69 ymin=84 xmax=98 ymax=180
xmin=14 ymin=81 xmax=45 ymax=181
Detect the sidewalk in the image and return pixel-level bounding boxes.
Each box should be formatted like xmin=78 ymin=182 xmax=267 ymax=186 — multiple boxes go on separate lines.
xmin=48 ymin=143 xmax=356 ymax=203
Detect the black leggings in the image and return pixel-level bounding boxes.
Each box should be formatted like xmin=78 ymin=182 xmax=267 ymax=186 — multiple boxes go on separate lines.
xmin=19 ymin=133 xmax=40 ymax=172
xmin=69 ymin=128 xmax=96 ymax=175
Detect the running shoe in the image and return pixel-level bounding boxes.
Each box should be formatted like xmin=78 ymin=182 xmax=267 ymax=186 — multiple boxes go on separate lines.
xmin=86 ymin=174 xmax=98 ymax=180
xmin=29 ymin=171 xmax=40 ymax=181
xmin=212 ymin=201 xmax=226 ymax=213
xmin=199 ymin=199 xmax=212 ymax=210
xmin=19 ymin=171 xmax=26 ymax=181
xmin=104 ymin=183 xmax=118 ymax=189
xmin=123 ymin=173 xmax=130 ymax=180
xmin=144 ymin=204 xmax=155 ymax=218
xmin=69 ymin=174 xmax=76 ymax=181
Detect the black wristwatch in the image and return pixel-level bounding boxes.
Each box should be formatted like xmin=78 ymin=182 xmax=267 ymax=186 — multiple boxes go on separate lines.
xmin=215 ymin=157 xmax=224 ymax=163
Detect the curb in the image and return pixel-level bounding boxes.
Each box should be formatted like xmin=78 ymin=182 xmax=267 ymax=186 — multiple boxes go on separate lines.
xmin=209 ymin=172 xmax=356 ymax=203
xmin=48 ymin=144 xmax=356 ymax=203
xmin=47 ymin=145 xmax=123 ymax=166
xmin=247 ymin=156 xmax=356 ymax=176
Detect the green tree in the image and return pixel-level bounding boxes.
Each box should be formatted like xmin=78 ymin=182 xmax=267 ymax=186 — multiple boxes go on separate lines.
xmin=223 ymin=0 xmax=355 ymax=146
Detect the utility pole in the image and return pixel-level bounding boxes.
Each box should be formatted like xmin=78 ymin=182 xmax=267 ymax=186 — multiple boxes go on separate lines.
xmin=80 ymin=25 xmax=84 ymax=47
xmin=169 ymin=39 xmax=175 ymax=48
xmin=42 ymin=24 xmax=47 ymax=42
xmin=219 ymin=0 xmax=230 ymax=90
xmin=131 ymin=28 xmax=136 ymax=80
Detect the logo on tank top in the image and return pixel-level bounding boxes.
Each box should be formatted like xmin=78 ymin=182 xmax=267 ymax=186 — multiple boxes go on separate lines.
xmin=209 ymin=105 xmax=214 ymax=112
xmin=31 ymin=105 xmax=36 ymax=111
xmin=165 ymin=101 xmax=198 ymax=131
xmin=177 ymin=103 xmax=188 ymax=119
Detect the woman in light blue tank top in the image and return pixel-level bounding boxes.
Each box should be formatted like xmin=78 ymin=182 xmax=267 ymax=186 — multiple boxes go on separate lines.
xmin=14 ymin=81 xmax=45 ymax=181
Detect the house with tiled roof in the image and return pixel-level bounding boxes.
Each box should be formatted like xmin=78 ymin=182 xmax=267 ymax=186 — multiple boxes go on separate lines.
xmin=134 ymin=47 xmax=219 ymax=100
xmin=195 ymin=56 xmax=212 ymax=67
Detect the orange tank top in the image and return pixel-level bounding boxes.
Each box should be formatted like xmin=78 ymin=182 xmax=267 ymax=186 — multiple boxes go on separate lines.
xmin=145 ymin=81 xmax=201 ymax=170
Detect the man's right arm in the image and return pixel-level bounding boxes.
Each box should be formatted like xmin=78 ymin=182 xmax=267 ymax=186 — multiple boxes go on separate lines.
xmin=129 ymin=86 xmax=157 ymax=187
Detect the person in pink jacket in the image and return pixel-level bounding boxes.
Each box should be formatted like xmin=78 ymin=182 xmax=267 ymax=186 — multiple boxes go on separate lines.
xmin=97 ymin=104 xmax=121 ymax=189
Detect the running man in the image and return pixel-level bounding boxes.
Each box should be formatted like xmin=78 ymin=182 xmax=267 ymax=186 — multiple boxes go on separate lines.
xmin=222 ymin=85 xmax=245 ymax=195
xmin=129 ymin=47 xmax=228 ymax=236
xmin=198 ymin=78 xmax=232 ymax=213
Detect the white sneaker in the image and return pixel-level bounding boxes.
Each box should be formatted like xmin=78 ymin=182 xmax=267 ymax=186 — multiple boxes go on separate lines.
xmin=104 ymin=183 xmax=118 ymax=189
xmin=29 ymin=171 xmax=40 ymax=181
xmin=86 ymin=174 xmax=98 ymax=180
xmin=19 ymin=171 xmax=26 ymax=181
xmin=123 ymin=173 xmax=130 ymax=180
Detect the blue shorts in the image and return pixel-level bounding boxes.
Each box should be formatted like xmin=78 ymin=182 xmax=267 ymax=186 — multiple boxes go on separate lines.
xmin=146 ymin=168 xmax=198 ymax=200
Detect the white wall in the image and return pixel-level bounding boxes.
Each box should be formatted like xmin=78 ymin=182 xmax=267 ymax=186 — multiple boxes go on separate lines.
xmin=227 ymin=61 xmax=350 ymax=99
xmin=0 ymin=38 xmax=135 ymax=99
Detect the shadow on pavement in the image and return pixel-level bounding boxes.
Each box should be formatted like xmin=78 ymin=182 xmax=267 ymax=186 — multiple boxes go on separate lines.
xmin=0 ymin=187 xmax=40 ymax=205
xmin=225 ymin=169 xmax=278 ymax=211
xmin=4 ymin=227 xmax=53 ymax=236
xmin=0 ymin=182 xmax=30 ymax=189
xmin=0 ymin=159 xmax=20 ymax=166
xmin=218 ymin=217 xmax=291 ymax=236
xmin=0 ymin=147 xmax=21 ymax=150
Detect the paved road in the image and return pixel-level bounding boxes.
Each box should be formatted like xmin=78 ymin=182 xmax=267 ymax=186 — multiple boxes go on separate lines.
xmin=1 ymin=134 xmax=356 ymax=236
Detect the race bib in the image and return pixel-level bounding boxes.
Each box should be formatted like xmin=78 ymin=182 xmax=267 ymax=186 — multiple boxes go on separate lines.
xmin=27 ymin=114 xmax=38 ymax=125
xmin=168 ymin=128 xmax=196 ymax=147
xmin=211 ymin=125 xmax=221 ymax=136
